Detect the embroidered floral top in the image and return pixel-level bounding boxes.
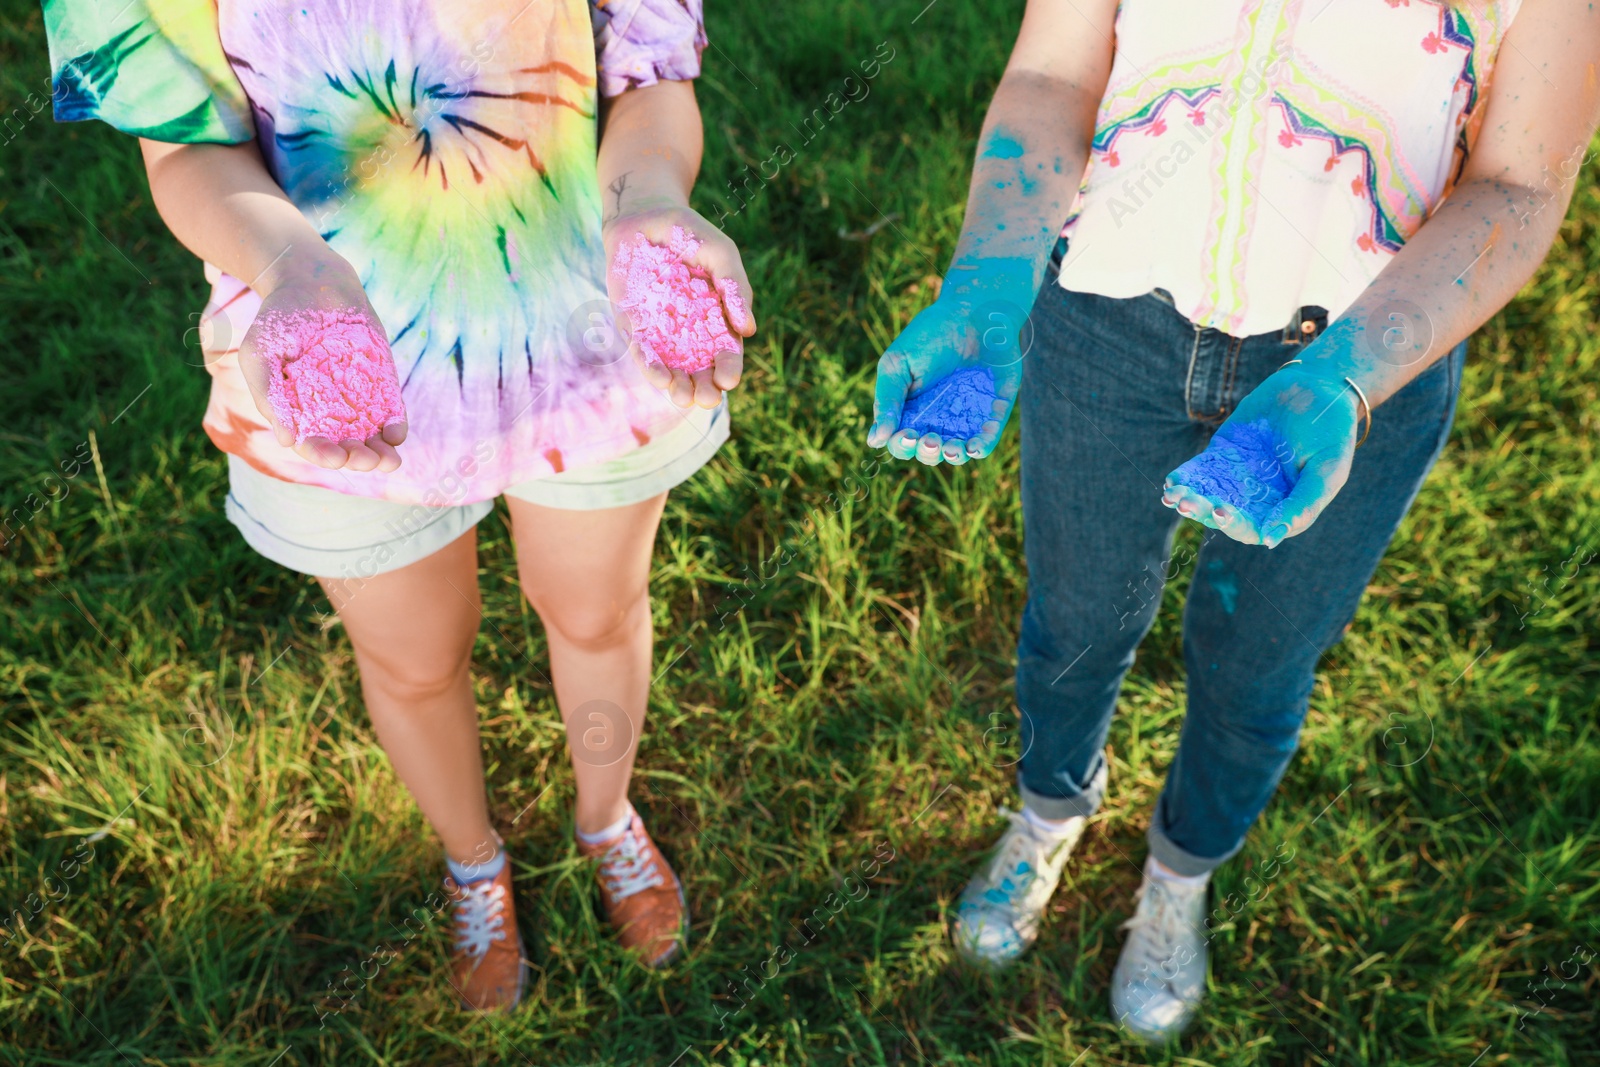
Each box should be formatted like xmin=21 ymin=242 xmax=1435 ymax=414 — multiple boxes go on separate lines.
xmin=43 ymin=0 xmax=707 ymax=505
xmin=1057 ymin=0 xmax=1521 ymax=337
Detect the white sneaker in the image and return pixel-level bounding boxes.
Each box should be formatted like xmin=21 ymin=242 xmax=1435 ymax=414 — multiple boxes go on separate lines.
xmin=953 ymin=808 xmax=1086 ymax=967
xmin=1109 ymin=865 xmax=1210 ymax=1043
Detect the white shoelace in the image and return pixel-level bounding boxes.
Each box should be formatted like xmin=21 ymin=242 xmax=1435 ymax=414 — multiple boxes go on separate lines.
xmin=988 ymin=810 xmax=1042 ymax=896
xmin=1120 ymin=880 xmax=1196 ymax=976
xmin=599 ymin=826 xmax=665 ymax=901
xmin=985 ymin=808 xmax=1080 ymax=903
xmin=451 ymin=878 xmax=508 ymax=959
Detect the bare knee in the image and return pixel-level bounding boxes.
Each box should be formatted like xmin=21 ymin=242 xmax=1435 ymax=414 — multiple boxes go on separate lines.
xmin=529 ymin=585 xmax=648 ymax=654
xmin=357 ymin=644 xmax=474 ymax=705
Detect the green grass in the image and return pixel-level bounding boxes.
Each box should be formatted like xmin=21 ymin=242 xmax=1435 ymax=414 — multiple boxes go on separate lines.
xmin=3 ymin=2 xmax=1598 ymax=1064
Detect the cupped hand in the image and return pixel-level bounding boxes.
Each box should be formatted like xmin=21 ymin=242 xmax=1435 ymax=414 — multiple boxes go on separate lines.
xmin=602 ymin=201 xmax=757 ymax=409
xmin=867 ymin=270 xmax=1030 ymax=466
xmin=238 ymin=262 xmax=407 ymax=473
xmin=1163 ymin=366 xmax=1364 ymax=548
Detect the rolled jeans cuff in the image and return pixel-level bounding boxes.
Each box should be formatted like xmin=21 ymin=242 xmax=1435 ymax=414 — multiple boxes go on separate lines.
xmin=1146 ymin=801 xmax=1247 ymax=877
xmin=1018 ymin=760 xmax=1108 ymax=822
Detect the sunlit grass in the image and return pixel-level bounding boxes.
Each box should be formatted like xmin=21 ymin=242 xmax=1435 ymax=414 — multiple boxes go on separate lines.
xmin=2 ymin=1 xmax=1597 ymax=1064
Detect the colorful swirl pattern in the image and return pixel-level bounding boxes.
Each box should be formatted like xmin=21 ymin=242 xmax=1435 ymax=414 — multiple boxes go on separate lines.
xmin=43 ymin=0 xmax=708 ymax=505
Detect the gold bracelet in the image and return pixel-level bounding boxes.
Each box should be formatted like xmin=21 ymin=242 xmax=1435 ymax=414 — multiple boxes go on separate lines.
xmin=1344 ymin=376 xmax=1372 ymax=448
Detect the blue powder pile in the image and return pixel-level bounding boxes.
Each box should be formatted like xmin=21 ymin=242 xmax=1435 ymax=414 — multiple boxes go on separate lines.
xmin=898 ymin=366 xmax=999 ymax=440
xmin=1178 ymin=418 xmax=1299 ymax=525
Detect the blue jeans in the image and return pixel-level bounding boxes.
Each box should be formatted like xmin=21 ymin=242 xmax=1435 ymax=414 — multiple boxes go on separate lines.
xmin=1014 ymin=268 xmax=1464 ymax=876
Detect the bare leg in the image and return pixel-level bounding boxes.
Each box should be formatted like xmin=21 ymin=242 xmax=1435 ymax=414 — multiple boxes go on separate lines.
xmin=504 ymin=493 xmax=665 ymax=837
xmin=319 ymin=530 xmax=496 ymax=867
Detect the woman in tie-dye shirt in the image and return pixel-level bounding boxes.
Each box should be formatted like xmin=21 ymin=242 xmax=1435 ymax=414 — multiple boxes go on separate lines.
xmin=44 ymin=0 xmax=753 ymax=1011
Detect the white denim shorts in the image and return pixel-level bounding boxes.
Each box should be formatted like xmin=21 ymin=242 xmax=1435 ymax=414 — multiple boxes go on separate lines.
xmin=224 ymin=400 xmax=727 ymax=579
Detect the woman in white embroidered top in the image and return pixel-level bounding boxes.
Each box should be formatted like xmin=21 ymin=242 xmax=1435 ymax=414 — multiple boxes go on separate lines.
xmin=868 ymin=0 xmax=1599 ymax=1041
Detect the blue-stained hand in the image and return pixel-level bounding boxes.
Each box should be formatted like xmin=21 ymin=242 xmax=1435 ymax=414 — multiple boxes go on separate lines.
xmin=1163 ymin=365 xmax=1365 ymax=548
xmin=868 ymin=264 xmax=1032 ymax=466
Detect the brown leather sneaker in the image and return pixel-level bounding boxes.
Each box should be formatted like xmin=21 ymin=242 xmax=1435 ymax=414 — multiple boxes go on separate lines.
xmin=444 ymin=859 xmax=527 ymax=1012
xmin=576 ymin=809 xmax=688 ymax=966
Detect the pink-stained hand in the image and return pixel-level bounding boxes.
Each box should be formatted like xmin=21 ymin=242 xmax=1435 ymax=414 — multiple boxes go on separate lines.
xmin=237 ymin=265 xmax=408 ymax=473
xmin=602 ymin=201 xmax=757 ymax=409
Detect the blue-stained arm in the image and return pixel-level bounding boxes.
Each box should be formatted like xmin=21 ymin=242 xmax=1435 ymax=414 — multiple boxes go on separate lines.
xmin=1167 ymin=0 xmax=1600 ymax=547
xmin=868 ymin=0 xmax=1118 ymax=466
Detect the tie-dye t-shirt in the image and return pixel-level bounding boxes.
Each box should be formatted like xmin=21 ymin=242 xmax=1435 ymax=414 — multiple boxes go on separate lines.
xmin=43 ymin=0 xmax=709 ymax=505
xmin=1057 ymin=0 xmax=1521 ymax=337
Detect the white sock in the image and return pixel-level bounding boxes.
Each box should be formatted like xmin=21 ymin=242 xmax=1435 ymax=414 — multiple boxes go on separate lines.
xmin=1146 ymin=856 xmax=1209 ymax=888
xmin=447 ymin=846 xmax=506 ymax=885
xmin=1022 ymin=805 xmax=1083 ymax=839
xmin=576 ymin=806 xmax=634 ymax=846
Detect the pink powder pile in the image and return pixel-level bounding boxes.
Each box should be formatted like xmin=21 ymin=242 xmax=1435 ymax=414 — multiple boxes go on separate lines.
xmin=254 ymin=309 xmax=406 ymax=444
xmin=610 ymin=225 xmax=744 ymax=374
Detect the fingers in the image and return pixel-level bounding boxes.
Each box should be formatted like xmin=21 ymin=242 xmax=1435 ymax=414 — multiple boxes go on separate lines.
xmin=295 ymin=436 xmax=351 ymax=469
xmin=712 ymin=347 xmax=743 ymax=393
xmin=238 ymin=338 xmax=296 ymax=448
xmin=689 ymin=367 xmax=721 ymax=409
xmin=632 ymin=343 xmax=674 ymax=390
xmin=367 ymin=435 xmax=403 ymax=474
xmin=879 ymin=429 xmax=987 ymax=467
xmin=653 ymin=354 xmax=741 ymax=408
xmin=643 ymin=362 xmax=674 ymax=390
xmin=683 ymin=231 xmax=757 ymax=337
xmin=965 ymin=396 xmax=1014 ymax=459
xmin=338 ymin=438 xmax=383 ymax=473
xmin=877 ymin=392 xmax=1011 ymax=466
xmin=609 ymin=205 xmax=758 ymax=339
xmin=901 ymin=432 xmax=980 ymax=466
xmin=272 ymin=420 xmax=403 ymax=471
xmin=716 ymin=274 xmax=757 ymax=337
xmin=888 ymin=428 xmax=920 ymax=461
xmin=1161 ymin=482 xmax=1221 ymax=529
xmin=1260 ymin=449 xmax=1352 ymax=548
xmin=612 ymin=295 xmax=668 ymax=389
xmin=869 ymin=349 xmax=913 ymax=448
xmin=880 ymin=429 xmax=984 ymax=467
xmin=1162 ymin=443 xmax=1351 ymax=549
xmin=610 ymin=307 xmax=655 ymax=388
xmin=667 ymin=368 xmax=697 ymax=408
xmin=963 ymin=421 xmax=1002 ymax=459
xmin=286 ymin=434 xmax=401 ymax=473
xmin=660 ymin=362 xmax=734 ymax=408
xmin=1205 ymin=501 xmax=1262 ymax=544
xmin=626 ymin=329 xmax=741 ymax=405
xmin=1162 ymin=475 xmax=1266 ymax=544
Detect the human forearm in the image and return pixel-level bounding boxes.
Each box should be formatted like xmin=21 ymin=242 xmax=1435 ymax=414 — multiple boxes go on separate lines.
xmin=138 ymin=139 xmax=353 ymax=296
xmin=946 ymin=69 xmax=1100 ymax=298
xmin=594 ymin=78 xmax=754 ymax=409
xmin=1307 ymin=1 xmax=1600 ymax=410
xmin=596 ymin=80 xmax=703 ymax=223
xmin=1164 ymin=168 xmax=1584 ymax=548
xmin=1166 ymin=0 xmax=1600 ymax=548
xmin=865 ymin=0 xmax=1114 ymax=464
xmin=862 ymin=73 xmax=1096 ymax=460
xmin=1309 ymin=173 xmax=1578 ymax=408
xmin=140 ymin=139 xmax=401 ymax=470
